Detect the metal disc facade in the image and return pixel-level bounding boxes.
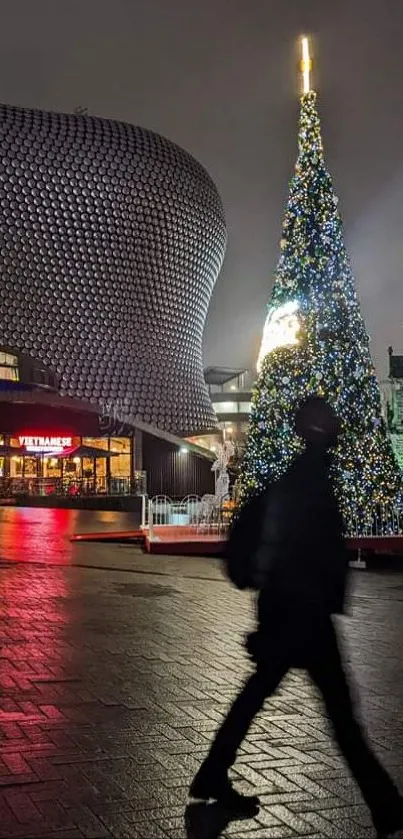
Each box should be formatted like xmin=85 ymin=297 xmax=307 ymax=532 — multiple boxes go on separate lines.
xmin=0 ymin=104 xmax=227 ymax=435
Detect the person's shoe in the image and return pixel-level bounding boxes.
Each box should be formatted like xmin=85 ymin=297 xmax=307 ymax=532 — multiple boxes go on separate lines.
xmin=373 ymin=795 xmax=403 ymax=837
xmin=189 ymin=763 xmax=259 ymax=815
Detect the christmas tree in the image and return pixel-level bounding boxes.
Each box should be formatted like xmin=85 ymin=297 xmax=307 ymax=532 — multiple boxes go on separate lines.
xmin=242 ymin=38 xmax=401 ymax=531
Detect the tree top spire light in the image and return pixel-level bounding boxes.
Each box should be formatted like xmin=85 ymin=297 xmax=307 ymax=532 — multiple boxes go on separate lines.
xmin=300 ymin=36 xmax=312 ymax=94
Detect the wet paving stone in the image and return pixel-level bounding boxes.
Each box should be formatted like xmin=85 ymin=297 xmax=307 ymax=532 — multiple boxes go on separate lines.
xmin=0 ymin=545 xmax=402 ymax=837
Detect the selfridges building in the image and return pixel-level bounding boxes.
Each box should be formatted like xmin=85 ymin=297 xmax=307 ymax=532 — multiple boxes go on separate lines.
xmin=0 ymin=104 xmax=227 ymax=435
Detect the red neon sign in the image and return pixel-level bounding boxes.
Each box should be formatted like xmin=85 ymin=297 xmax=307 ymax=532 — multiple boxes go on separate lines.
xmin=19 ymin=435 xmax=73 ymax=453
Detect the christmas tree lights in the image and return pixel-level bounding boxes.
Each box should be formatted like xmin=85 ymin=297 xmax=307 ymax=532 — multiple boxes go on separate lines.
xmin=243 ymin=37 xmax=401 ymax=531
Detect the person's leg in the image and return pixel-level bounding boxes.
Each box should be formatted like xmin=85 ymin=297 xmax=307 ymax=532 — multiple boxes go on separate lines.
xmin=308 ymin=618 xmax=402 ymax=834
xmin=190 ymin=655 xmax=288 ymax=804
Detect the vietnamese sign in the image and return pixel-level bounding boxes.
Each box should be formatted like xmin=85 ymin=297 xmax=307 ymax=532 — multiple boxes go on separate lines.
xmin=19 ymin=435 xmax=73 ymax=454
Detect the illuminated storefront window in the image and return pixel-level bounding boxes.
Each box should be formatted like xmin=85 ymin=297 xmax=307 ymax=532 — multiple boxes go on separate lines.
xmin=82 ymin=438 xmax=108 ymax=484
xmin=24 ymin=457 xmax=39 ymax=478
xmin=82 ymin=438 xmax=109 ymax=450
xmin=43 ymin=456 xmax=62 ymax=479
xmin=0 ymin=351 xmax=19 ymax=382
xmin=10 ymin=455 xmax=23 ymax=478
xmin=0 ymin=432 xmax=135 ymax=495
xmin=9 ymin=437 xmax=24 ymax=478
xmin=63 ymin=455 xmax=81 ymax=481
xmin=109 ymin=438 xmax=131 ymax=477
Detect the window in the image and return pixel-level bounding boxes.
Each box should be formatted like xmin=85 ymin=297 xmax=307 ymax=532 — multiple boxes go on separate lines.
xmin=0 ymin=352 xmax=17 ymax=365
xmin=213 ymin=401 xmax=238 ymax=414
xmin=82 ymin=438 xmax=108 ymax=479
xmin=24 ymin=457 xmax=38 ymax=478
xmin=10 ymin=455 xmax=23 ymax=477
xmin=0 ymin=366 xmax=18 ymax=381
xmin=238 ymin=402 xmax=252 ymax=414
xmin=82 ymin=437 xmax=109 ymax=450
xmin=223 ymin=380 xmax=240 ymax=393
xmin=42 ymin=456 xmax=62 ymax=479
xmin=0 ymin=352 xmax=19 ymax=382
xmin=110 ymin=437 xmax=131 ymax=478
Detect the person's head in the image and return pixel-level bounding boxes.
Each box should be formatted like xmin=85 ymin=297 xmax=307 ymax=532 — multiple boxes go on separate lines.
xmin=295 ymin=396 xmax=341 ymax=449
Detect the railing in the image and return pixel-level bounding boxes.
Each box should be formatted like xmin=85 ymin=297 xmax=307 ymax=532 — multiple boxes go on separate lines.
xmin=146 ymin=494 xmax=233 ymax=541
xmin=145 ymin=495 xmax=403 ymax=543
xmin=345 ymin=505 xmax=403 ymax=538
xmin=0 ymin=473 xmax=147 ymax=498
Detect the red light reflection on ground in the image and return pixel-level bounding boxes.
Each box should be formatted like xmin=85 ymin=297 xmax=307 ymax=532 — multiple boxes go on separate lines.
xmin=0 ymin=560 xmax=72 ymax=723
xmin=0 ymin=507 xmax=78 ymax=564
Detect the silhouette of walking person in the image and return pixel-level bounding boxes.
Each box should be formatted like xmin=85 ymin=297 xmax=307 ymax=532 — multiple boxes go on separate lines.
xmin=189 ymin=397 xmax=403 ymax=837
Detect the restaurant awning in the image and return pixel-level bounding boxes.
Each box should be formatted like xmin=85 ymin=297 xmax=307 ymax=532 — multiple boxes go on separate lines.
xmin=54 ymin=445 xmax=120 ymax=459
xmin=0 ymin=445 xmax=119 ymax=458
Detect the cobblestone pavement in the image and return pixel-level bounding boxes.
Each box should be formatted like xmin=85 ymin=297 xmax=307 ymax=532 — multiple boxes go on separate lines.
xmin=0 ymin=543 xmax=402 ymax=838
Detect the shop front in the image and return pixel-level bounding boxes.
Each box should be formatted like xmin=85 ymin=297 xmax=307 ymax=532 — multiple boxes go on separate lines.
xmin=0 ymin=352 xmax=216 ymax=508
xmin=0 ymin=433 xmax=139 ymax=498
xmin=0 ymin=379 xmax=149 ymax=508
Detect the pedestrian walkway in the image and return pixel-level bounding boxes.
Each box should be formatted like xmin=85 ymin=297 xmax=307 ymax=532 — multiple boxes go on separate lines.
xmin=0 ymin=546 xmax=402 ymax=838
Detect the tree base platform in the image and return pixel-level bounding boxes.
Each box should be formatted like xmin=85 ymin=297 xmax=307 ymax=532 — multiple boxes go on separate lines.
xmin=72 ymin=527 xmax=403 ymax=558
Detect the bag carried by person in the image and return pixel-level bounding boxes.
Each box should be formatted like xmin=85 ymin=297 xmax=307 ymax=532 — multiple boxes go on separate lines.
xmin=225 ymin=488 xmax=280 ymax=590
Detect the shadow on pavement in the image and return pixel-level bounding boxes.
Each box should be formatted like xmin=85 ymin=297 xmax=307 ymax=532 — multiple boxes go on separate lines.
xmin=184 ymin=801 xmax=259 ymax=839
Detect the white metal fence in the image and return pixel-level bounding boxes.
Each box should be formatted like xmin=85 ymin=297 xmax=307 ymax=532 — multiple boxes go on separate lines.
xmin=143 ymin=495 xmax=403 ymax=542
xmin=145 ymin=494 xmax=232 ymax=541
xmin=345 ymin=505 xmax=403 ymax=538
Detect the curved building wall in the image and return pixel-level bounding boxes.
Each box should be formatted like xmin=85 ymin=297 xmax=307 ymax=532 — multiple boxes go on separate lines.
xmin=0 ymin=104 xmax=227 ymax=435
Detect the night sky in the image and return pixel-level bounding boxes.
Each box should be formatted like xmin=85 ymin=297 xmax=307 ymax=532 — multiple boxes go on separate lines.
xmin=1 ymin=0 xmax=403 ymax=379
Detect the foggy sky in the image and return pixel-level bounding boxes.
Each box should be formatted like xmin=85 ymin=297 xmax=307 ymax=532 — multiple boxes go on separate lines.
xmin=1 ymin=0 xmax=403 ymax=379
